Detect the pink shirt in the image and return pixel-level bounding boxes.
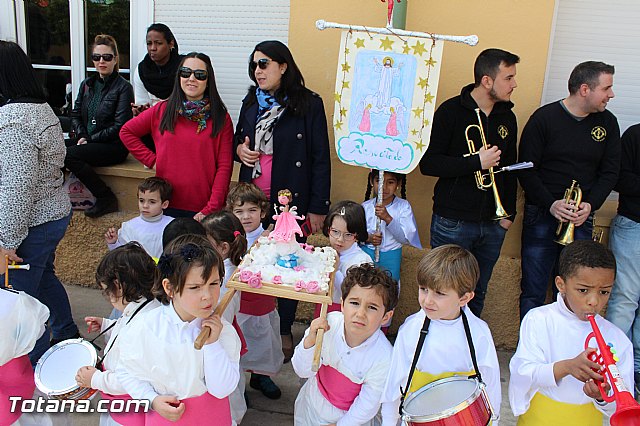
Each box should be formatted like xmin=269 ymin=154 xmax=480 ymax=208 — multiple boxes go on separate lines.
xmin=120 ymin=102 xmax=234 ymax=214
xmin=252 ymin=154 xmax=273 ymax=198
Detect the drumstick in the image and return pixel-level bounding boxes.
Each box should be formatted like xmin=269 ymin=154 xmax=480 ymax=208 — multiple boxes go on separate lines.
xmin=8 ymin=264 xmax=30 ymax=270
xmin=194 ymin=289 xmax=237 ymax=350
xmin=312 ymin=302 xmax=329 ymax=372
xmin=4 ymin=255 xmax=9 ymax=289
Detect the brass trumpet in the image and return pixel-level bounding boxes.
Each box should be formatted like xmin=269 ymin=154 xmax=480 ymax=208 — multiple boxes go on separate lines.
xmin=465 ymin=108 xmax=509 ymax=220
xmin=555 ymin=180 xmax=582 ymax=246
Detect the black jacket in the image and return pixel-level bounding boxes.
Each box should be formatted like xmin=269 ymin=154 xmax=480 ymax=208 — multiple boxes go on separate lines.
xmin=420 ymin=84 xmax=518 ymax=221
xmin=70 ymin=72 xmax=133 ymax=144
xmin=234 ymin=90 xmax=331 ymax=217
xmin=615 ymin=124 xmax=640 ymax=222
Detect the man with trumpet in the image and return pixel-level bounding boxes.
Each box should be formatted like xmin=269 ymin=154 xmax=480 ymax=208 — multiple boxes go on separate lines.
xmin=518 ymin=61 xmax=621 ymax=321
xmin=420 ymin=48 xmax=520 ymax=316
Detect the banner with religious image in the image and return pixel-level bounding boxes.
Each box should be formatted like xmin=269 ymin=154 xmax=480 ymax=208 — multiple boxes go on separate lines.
xmin=333 ymin=31 xmax=444 ymax=173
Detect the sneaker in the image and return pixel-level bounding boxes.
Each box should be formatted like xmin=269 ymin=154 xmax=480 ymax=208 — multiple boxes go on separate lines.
xmin=249 ymin=373 xmax=281 ymax=399
xmin=85 ymin=194 xmax=118 ymax=218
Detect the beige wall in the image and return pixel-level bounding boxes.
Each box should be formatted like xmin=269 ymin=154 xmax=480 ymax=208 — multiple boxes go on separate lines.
xmin=288 ymin=0 xmax=556 ymax=258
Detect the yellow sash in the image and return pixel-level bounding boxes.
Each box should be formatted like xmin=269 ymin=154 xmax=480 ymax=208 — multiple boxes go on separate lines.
xmin=517 ymin=392 xmax=602 ymax=426
xmin=408 ymin=369 xmax=474 ymax=393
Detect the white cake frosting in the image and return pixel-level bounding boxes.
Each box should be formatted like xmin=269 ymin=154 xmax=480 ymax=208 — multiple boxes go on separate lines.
xmin=238 ymin=236 xmax=337 ymax=293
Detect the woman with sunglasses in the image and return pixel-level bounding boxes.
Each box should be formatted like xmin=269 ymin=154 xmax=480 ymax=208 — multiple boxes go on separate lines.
xmin=120 ymin=52 xmax=233 ymax=220
xmin=131 ymin=23 xmax=183 ymax=116
xmin=66 ymin=34 xmax=134 ymax=218
xmin=234 ymin=40 xmax=331 ymax=368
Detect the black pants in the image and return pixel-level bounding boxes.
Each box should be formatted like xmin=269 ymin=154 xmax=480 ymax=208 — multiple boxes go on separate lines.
xmin=65 ymin=142 xmax=128 ymax=198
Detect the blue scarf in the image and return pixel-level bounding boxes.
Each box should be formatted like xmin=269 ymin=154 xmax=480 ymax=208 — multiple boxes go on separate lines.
xmin=256 ymin=88 xmax=282 ymax=117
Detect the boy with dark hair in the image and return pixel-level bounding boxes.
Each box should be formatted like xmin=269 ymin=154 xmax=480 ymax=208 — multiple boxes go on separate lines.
xmin=293 ymin=263 xmax=397 ymax=425
xmin=381 ymin=244 xmax=501 ymax=425
xmin=105 ymin=176 xmax=173 ymax=259
xmin=509 ymin=240 xmax=633 ymax=424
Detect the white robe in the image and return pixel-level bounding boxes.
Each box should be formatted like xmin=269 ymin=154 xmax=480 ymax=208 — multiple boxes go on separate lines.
xmin=362 ymin=197 xmax=422 ymax=252
xmin=380 ymin=308 xmax=501 ymax=426
xmin=107 ymin=214 xmax=174 ymax=259
xmin=292 ymin=312 xmax=392 ymax=426
xmin=0 ymin=289 xmax=49 ymax=365
xmin=116 ymin=303 xmax=240 ymax=402
xmin=509 ymin=294 xmax=634 ymax=419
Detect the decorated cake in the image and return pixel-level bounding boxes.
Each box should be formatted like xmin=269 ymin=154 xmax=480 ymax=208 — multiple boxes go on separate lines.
xmin=235 ymin=189 xmax=337 ymax=294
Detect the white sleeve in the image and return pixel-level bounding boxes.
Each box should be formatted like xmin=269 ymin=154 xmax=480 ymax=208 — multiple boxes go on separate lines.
xmin=508 ymin=313 xmax=558 ymax=416
xmin=114 ymin=323 xmax=159 ymax=403
xmin=380 ymin=327 xmax=413 ymax=426
xmin=592 ymin=332 xmax=635 ymax=417
xmin=337 ymin=359 xmax=389 ymax=426
xmin=91 ymin=369 xmax=125 ymax=395
xmin=132 ymin=66 xmax=151 ymax=106
xmin=202 ymin=321 xmax=240 ymax=398
xmin=0 ymin=292 xmax=49 ymax=364
xmin=385 ymin=202 xmax=422 ymax=249
xmin=291 ymin=326 xmax=317 ymax=379
xmin=477 ymin=330 xmax=502 ymax=426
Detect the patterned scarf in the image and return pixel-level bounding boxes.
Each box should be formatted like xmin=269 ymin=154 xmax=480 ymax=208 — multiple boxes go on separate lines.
xmin=253 ymin=88 xmax=285 ymax=179
xmin=179 ymin=97 xmax=211 ymax=134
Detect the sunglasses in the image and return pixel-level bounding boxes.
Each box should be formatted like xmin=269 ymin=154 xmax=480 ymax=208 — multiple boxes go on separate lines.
xmin=250 ymin=58 xmax=272 ymax=71
xmin=179 ymin=66 xmax=208 ymax=81
xmin=91 ymin=53 xmax=115 ymax=62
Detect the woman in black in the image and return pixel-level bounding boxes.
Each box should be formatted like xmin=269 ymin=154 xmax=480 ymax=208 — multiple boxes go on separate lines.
xmin=66 ymin=34 xmax=133 ymax=218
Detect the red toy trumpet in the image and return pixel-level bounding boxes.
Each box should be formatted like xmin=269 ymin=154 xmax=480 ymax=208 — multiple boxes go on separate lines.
xmin=584 ymin=314 xmax=640 ymax=425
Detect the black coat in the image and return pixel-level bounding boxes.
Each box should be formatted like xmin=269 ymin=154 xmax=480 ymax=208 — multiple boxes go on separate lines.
xmin=234 ymin=91 xmax=331 ymax=217
xmin=70 ymin=72 xmax=133 ymax=144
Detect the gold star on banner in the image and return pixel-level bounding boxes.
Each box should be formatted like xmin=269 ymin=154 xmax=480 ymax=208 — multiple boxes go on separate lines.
xmin=414 ymin=140 xmax=426 ymax=151
xmin=411 ymin=129 xmax=419 ymax=136
xmin=380 ymin=36 xmax=394 ymax=51
xmin=412 ymin=107 xmax=424 ymax=118
xmin=425 ymin=57 xmax=438 ymax=67
xmin=354 ymin=38 xmax=365 ymax=48
xmin=345 ymin=47 xmax=350 ymax=54
xmin=417 ymin=77 xmax=429 ymax=90
xmin=340 ymin=107 xmax=347 ymax=117
xmin=425 ymin=92 xmax=435 ymax=103
xmin=334 ymin=93 xmax=342 ymax=103
xmin=335 ymin=121 xmax=343 ymax=130
xmin=341 ymin=62 xmax=351 ymax=72
xmin=412 ymin=41 xmax=427 ymax=56
xmin=342 ymin=80 xmax=350 ymax=89
xmin=402 ymin=43 xmax=411 ymax=54
xmin=423 ymin=118 xmax=431 ymax=127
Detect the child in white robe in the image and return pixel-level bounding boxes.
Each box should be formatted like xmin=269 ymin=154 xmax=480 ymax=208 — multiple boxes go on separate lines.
xmin=74 ymin=243 xmax=160 ymax=426
xmin=203 ymin=211 xmax=249 ymax=425
xmin=117 ymin=235 xmax=240 ymax=425
xmin=0 ymin=287 xmax=49 ymax=426
xmin=380 ymin=244 xmax=501 ymax=426
xmin=509 ymin=240 xmax=634 ymax=425
xmin=293 ymin=263 xmax=397 ymax=425
xmin=227 ymin=183 xmax=283 ymax=399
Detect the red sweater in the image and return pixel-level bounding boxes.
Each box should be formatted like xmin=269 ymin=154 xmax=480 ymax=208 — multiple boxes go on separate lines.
xmin=120 ymin=102 xmax=234 ymax=214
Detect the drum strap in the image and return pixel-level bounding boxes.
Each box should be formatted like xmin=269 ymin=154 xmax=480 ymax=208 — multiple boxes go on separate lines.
xmin=398 ymin=308 xmax=483 ymax=415
xmin=399 ymin=314 xmax=430 ymax=415
xmin=92 ymin=298 xmax=153 ymax=367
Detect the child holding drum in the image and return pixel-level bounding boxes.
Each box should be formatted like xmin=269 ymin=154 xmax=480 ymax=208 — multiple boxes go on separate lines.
xmin=509 ymin=240 xmax=634 ymax=424
xmin=116 ymin=236 xmax=241 ymax=425
xmin=76 ymin=242 xmax=160 ymax=426
xmin=292 ymin=263 xmax=397 ymax=425
xmin=380 ymin=244 xmax=501 ymax=426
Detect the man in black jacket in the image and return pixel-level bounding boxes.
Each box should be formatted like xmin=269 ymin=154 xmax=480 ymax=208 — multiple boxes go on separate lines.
xmin=518 ymin=61 xmax=620 ymax=320
xmin=420 ymin=48 xmax=520 ymax=316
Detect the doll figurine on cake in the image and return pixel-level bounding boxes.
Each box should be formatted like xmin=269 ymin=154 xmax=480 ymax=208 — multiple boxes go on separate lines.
xmin=270 ymin=189 xmax=305 ymax=266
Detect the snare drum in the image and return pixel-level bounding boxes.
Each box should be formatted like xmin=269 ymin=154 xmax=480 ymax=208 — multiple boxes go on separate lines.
xmin=402 ymin=376 xmax=492 ymax=426
xmin=34 ymin=338 xmax=98 ymax=400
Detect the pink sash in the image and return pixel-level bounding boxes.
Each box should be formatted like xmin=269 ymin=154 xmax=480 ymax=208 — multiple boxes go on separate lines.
xmin=316 ymin=364 xmax=362 ymax=411
xmin=0 ymin=355 xmax=36 ymax=425
xmin=100 ymin=391 xmax=145 ymax=426
xmin=232 ymin=317 xmax=248 ymax=357
xmin=239 ymin=292 xmax=276 ymax=316
xmin=145 ymin=392 xmax=231 ymax=425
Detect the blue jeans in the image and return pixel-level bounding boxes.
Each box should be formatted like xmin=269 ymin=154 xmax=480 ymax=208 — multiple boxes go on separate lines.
xmin=8 ymin=211 xmax=78 ymax=365
xmin=430 ymin=214 xmax=507 ymax=316
xmin=605 ymin=214 xmax=640 ymax=373
xmin=520 ymin=204 xmax=593 ymax=321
